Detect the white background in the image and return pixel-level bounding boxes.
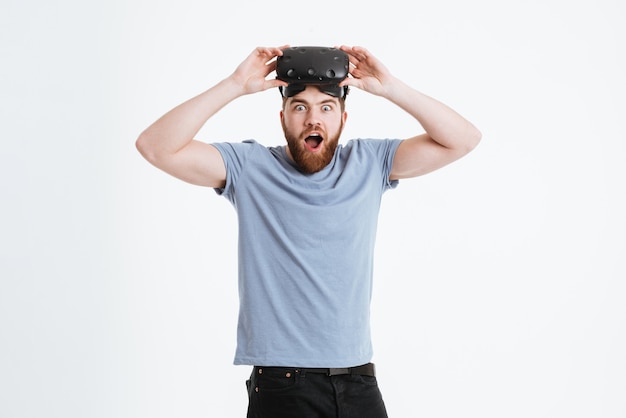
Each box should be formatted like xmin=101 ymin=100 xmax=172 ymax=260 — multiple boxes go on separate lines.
xmin=1 ymin=0 xmax=625 ymax=417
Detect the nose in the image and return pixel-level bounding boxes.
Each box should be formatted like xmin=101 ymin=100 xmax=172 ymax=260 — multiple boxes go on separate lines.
xmin=305 ymin=108 xmax=322 ymax=127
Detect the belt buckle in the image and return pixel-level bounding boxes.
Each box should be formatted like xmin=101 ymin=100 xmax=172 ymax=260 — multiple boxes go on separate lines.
xmin=328 ymin=368 xmax=349 ymax=376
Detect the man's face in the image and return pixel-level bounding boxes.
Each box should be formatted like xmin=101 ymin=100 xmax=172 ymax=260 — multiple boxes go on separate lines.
xmin=280 ymin=85 xmax=347 ymax=174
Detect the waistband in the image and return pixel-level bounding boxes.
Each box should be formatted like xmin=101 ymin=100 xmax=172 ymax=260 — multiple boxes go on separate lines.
xmin=253 ymin=363 xmax=376 ymax=377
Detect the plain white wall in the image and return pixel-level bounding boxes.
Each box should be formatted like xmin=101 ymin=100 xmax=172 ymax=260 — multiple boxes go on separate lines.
xmin=1 ymin=0 xmax=624 ymax=417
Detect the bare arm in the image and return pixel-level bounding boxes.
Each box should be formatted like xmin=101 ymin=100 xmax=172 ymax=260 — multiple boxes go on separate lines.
xmin=135 ymin=46 xmax=289 ymax=187
xmin=339 ymin=46 xmax=482 ymax=180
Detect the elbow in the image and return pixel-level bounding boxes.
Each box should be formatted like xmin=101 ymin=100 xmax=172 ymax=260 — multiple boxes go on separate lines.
xmin=449 ymin=126 xmax=482 ymax=161
xmin=471 ymin=127 xmax=483 ymax=149
xmin=135 ymin=130 xmax=149 ymax=155
xmin=135 ymin=131 xmax=158 ymax=164
xmin=463 ymin=125 xmax=482 ymax=153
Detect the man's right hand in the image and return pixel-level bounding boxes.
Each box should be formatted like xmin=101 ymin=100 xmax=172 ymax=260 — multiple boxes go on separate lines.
xmin=228 ymin=46 xmax=290 ymax=96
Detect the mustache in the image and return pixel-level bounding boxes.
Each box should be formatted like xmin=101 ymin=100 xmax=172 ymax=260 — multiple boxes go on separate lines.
xmin=302 ymin=127 xmax=326 ymax=139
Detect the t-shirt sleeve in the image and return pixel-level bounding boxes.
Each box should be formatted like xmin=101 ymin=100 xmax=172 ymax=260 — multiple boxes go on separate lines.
xmin=381 ymin=139 xmax=402 ymax=191
xmin=359 ymin=138 xmax=402 ymax=191
xmin=211 ymin=140 xmax=257 ymax=200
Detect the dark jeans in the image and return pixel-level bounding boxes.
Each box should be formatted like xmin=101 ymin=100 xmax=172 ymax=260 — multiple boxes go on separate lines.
xmin=245 ymin=364 xmax=389 ymax=418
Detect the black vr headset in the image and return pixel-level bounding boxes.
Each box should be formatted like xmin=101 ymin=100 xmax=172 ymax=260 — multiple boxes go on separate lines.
xmin=276 ymin=46 xmax=350 ymax=99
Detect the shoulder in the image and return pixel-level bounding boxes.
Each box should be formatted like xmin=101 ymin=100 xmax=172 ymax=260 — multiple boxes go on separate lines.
xmin=213 ymin=139 xmax=262 ymax=154
xmin=340 ymin=138 xmax=402 ymax=157
xmin=213 ymin=139 xmax=284 ymax=163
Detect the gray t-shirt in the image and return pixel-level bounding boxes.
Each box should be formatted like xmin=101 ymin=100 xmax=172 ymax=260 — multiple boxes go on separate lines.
xmin=213 ymin=138 xmax=401 ymax=367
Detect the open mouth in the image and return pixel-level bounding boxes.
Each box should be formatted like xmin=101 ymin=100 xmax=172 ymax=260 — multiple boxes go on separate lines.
xmin=304 ymin=134 xmax=323 ymax=151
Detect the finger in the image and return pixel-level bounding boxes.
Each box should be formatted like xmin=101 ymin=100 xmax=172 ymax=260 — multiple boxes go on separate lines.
xmin=254 ymin=46 xmax=286 ymax=63
xmin=264 ymin=78 xmax=288 ymax=91
xmin=264 ymin=45 xmax=289 ymax=58
xmin=339 ymin=45 xmax=359 ymax=63
xmin=264 ymin=60 xmax=281 ymax=78
xmin=339 ymin=76 xmax=362 ymax=90
xmin=340 ymin=45 xmax=367 ymax=59
xmin=352 ymin=47 xmax=371 ymax=64
xmin=342 ymin=47 xmax=371 ymax=70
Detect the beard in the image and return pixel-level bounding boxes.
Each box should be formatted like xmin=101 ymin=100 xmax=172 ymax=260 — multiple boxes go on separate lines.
xmin=282 ymin=122 xmax=343 ymax=174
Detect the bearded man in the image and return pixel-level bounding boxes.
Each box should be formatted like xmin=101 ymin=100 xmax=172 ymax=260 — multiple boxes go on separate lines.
xmin=136 ymin=45 xmax=481 ymax=418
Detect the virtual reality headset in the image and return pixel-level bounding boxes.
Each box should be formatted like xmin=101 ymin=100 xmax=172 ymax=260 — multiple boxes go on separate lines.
xmin=276 ymin=46 xmax=350 ymax=99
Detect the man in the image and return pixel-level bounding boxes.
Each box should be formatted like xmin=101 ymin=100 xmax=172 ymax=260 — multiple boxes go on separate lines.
xmin=136 ymin=45 xmax=481 ymax=417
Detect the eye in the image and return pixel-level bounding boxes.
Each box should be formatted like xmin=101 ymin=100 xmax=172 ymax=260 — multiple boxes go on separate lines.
xmin=322 ymin=105 xmax=332 ymax=111
xmin=295 ymin=104 xmax=306 ymax=111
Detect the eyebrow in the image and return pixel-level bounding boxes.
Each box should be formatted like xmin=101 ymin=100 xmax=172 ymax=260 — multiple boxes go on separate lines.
xmin=290 ymin=98 xmax=338 ymax=106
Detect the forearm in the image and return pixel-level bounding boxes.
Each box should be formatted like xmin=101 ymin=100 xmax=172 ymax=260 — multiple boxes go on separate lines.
xmin=383 ymin=78 xmax=481 ymax=151
xmin=136 ymin=76 xmax=244 ymax=159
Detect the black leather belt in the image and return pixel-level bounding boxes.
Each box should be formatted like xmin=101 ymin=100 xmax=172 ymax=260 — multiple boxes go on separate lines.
xmin=298 ymin=363 xmax=376 ymax=377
